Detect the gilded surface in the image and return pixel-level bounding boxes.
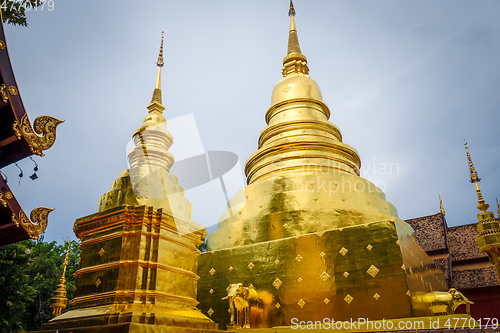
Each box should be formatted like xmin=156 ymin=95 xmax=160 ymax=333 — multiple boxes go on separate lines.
xmin=11 ymin=206 xmax=53 ymax=240
xmin=199 ymin=3 xmax=449 ymax=329
xmin=199 ymin=220 xmax=447 ymax=329
xmin=42 ymin=35 xmax=217 ymax=333
xmin=50 ymin=243 xmax=71 ymax=317
xmin=12 ymin=114 xmax=64 ymax=156
xmin=0 ymin=83 xmax=8 ymax=103
xmin=464 ymin=143 xmax=500 ymax=283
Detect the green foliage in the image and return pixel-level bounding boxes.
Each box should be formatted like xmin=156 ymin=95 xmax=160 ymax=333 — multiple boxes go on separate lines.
xmin=1 ymin=0 xmax=42 ymax=27
xmin=0 ymin=239 xmax=80 ymax=332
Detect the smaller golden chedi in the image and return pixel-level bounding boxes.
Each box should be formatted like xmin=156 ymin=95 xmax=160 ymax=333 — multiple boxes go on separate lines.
xmin=40 ymin=33 xmax=217 ymax=333
xmin=49 ymin=243 xmax=71 ymax=317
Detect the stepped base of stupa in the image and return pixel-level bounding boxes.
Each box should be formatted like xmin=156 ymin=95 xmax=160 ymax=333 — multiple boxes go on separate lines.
xmin=198 ymin=219 xmax=448 ymax=329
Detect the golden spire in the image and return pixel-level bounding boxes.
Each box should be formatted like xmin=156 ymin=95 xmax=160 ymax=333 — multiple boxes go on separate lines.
xmin=150 ymin=32 xmax=164 ymax=106
xmin=464 ymin=141 xmax=489 ymax=212
xmin=439 ymin=195 xmax=445 ymax=216
xmin=50 ymin=242 xmax=71 ymax=317
xmin=497 ymin=198 xmax=500 ymax=218
xmin=282 ymin=0 xmax=309 ymax=77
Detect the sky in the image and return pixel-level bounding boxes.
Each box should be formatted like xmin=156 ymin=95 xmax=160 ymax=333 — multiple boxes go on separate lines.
xmin=1 ymin=0 xmax=500 ymax=244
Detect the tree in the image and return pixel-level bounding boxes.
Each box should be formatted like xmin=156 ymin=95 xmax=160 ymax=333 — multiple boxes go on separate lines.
xmin=0 ymin=238 xmax=80 ymax=332
xmin=1 ymin=0 xmax=43 ymax=27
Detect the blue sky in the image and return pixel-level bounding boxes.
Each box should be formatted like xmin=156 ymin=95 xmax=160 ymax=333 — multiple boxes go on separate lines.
xmin=2 ymin=0 xmax=500 ymax=243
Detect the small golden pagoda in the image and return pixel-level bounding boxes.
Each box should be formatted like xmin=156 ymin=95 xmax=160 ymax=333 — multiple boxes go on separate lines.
xmin=40 ymin=34 xmax=218 ymax=333
xmin=50 ymin=242 xmax=71 ymax=317
xmin=197 ymin=1 xmax=449 ymax=328
xmin=464 ymin=142 xmax=500 ymax=283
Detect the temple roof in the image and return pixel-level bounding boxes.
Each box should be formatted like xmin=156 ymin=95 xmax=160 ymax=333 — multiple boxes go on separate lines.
xmin=0 ymin=14 xmax=61 ymax=245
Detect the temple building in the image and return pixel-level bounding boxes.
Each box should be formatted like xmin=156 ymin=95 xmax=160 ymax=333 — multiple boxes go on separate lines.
xmin=0 ymin=13 xmax=62 ymax=246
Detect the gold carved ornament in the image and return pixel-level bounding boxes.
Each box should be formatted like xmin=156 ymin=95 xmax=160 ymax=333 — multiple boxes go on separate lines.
xmin=12 ymin=114 xmax=64 ymax=156
xmin=11 ymin=207 xmax=54 ymax=240
xmin=0 ymin=84 xmax=9 ymax=103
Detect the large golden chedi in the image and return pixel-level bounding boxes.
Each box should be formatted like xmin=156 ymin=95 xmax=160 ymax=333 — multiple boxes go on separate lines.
xmin=198 ymin=3 xmax=447 ymax=329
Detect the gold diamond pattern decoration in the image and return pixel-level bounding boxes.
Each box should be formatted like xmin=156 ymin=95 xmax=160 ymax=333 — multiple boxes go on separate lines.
xmin=283 ymin=223 xmax=289 ymax=229
xmin=274 ymin=259 xmax=280 ymax=265
xmin=339 ymin=247 xmax=348 ymax=256
xmin=209 ymin=268 xmax=215 ymax=276
xmin=297 ymin=277 xmax=303 ymax=283
xmin=320 ymin=252 xmax=326 ymax=258
xmin=95 ymin=278 xmax=101 ymax=288
xmin=401 ymin=264 xmax=406 ymax=270
xmin=319 ymin=271 xmax=330 ymax=282
xmin=275 ymin=303 xmax=281 ymax=309
xmin=273 ymin=278 xmax=282 ymax=290
xmin=98 ymin=248 xmax=105 ymax=257
xmin=229 ymin=266 xmax=234 ymax=272
xmin=373 ymin=293 xmax=380 ymax=300
xmin=297 ymin=299 xmax=306 ymax=308
xmin=366 ymin=244 xmax=373 ymax=251
xmin=344 ymin=294 xmax=353 ymax=304
xmin=324 ymin=298 xmax=330 ymax=305
xmin=171 ymin=280 xmax=177 ymax=288
xmin=248 ymin=262 xmax=255 ymax=270
xmin=207 ymin=308 xmax=214 ymax=317
xmin=396 ymin=240 xmax=400 ymax=245
xmin=406 ymin=290 xmax=411 ymax=297
xmin=367 ymin=265 xmax=379 ymax=278
xmin=343 ymin=271 xmax=349 ymax=278
xmin=209 ymin=289 xmax=214 ymax=294
xmin=295 ymin=254 xmax=303 ymax=262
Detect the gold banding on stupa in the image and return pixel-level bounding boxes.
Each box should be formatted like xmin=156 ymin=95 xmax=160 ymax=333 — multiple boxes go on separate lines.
xmin=40 ymin=33 xmax=218 ymax=333
xmin=464 ymin=141 xmax=500 ymax=284
xmin=198 ymin=0 xmax=450 ymax=328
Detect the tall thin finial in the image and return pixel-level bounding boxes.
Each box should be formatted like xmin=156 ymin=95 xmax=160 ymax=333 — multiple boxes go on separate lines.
xmin=288 ymin=0 xmax=296 ymax=17
xmin=464 ymin=141 xmax=489 ymax=212
xmin=61 ymin=242 xmax=70 ymax=282
xmin=439 ymin=195 xmax=445 ymax=216
xmin=157 ymin=31 xmax=164 ymax=68
xmin=282 ymin=0 xmax=309 ymax=77
xmin=150 ymin=32 xmax=164 ymax=106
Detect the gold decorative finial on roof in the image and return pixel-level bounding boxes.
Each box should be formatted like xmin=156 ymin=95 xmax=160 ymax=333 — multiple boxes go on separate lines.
xmin=50 ymin=242 xmax=71 ymax=317
xmin=282 ymin=0 xmax=309 ymax=77
xmin=150 ymin=31 xmax=164 ymax=106
xmin=497 ymin=198 xmax=500 ymax=218
xmin=439 ymin=195 xmax=445 ymax=216
xmin=464 ymin=140 xmax=489 ymax=212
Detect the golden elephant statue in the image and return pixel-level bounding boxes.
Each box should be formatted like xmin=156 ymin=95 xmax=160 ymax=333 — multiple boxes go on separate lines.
xmin=413 ymin=288 xmax=474 ymax=315
xmin=222 ymin=283 xmax=273 ymax=329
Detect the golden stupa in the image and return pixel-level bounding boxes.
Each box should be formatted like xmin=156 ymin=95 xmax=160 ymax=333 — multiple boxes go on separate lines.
xmin=39 ymin=3 xmax=479 ymax=332
xmin=40 ymin=33 xmax=218 ymax=333
xmin=197 ymin=1 xmax=450 ymax=329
